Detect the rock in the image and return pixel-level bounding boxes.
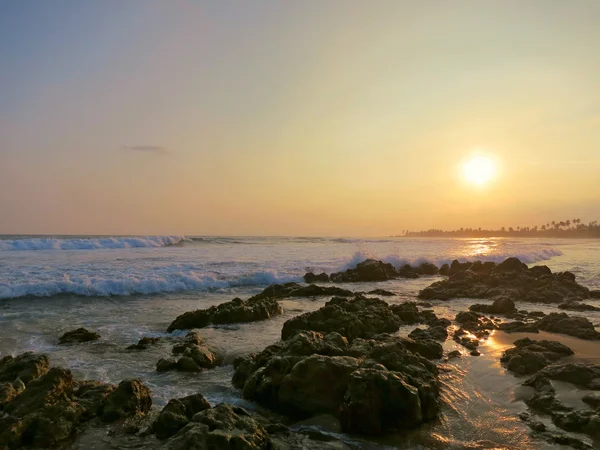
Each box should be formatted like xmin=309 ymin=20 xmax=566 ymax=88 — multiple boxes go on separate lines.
xmin=526 ymin=363 xmax=600 ymax=390
xmin=58 ymin=328 xmax=100 ymax=344
xmin=167 ymin=296 xmax=283 ymax=332
xmin=470 ymin=350 xmax=481 ymax=356
xmin=590 ymin=290 xmax=600 ymax=299
xmin=329 ymin=259 xmax=399 ymax=282
xmin=281 ymin=296 xmax=402 ymax=341
xmin=530 ymin=265 xmax=552 ymax=277
xmin=304 ymin=272 xmax=330 ymax=283
xmin=0 ymin=380 xmax=25 ymax=408
xmin=390 ymin=302 xmax=421 ymax=324
xmin=495 ymin=257 xmax=528 ymax=272
xmin=157 ymin=358 xmax=178 ymax=372
xmin=74 ymin=380 xmax=116 ymax=419
xmin=469 ymin=297 xmax=516 ymax=314
xmin=101 ymin=378 xmax=152 ymax=422
xmin=408 ymin=326 xmax=448 ymax=342
xmin=365 ymin=289 xmax=395 ymax=296
xmin=500 ymin=338 xmax=574 ymax=375
xmin=0 ymin=352 xmax=50 ymax=385
xmin=152 ymin=393 xmax=211 ymax=439
xmin=165 ymin=403 xmax=271 ymax=450
xmin=498 ymin=320 xmax=539 ymax=333
xmin=582 ymin=393 xmax=600 ymax=409
xmin=447 ymin=350 xmax=461 ymax=360
xmin=558 ymin=301 xmax=600 ymax=312
xmin=127 ymin=336 xmax=161 ymax=350
xmin=396 ymin=264 xmax=420 ymax=279
xmin=536 ymin=313 xmax=600 ymax=340
xmin=438 ymin=264 xmax=450 ymax=276
xmin=414 ymin=262 xmax=439 ymax=275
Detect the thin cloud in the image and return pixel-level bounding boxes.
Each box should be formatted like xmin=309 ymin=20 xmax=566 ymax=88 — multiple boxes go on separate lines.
xmin=122 ymin=145 xmax=170 ymax=155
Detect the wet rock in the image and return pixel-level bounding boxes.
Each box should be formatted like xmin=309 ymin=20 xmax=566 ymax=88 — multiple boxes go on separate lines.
xmin=329 ymin=259 xmax=401 ymax=282
xmin=390 ymin=302 xmax=421 ymax=324
xmin=159 ymin=331 xmax=218 ymax=373
xmin=101 ymin=378 xmax=152 ymax=422
xmin=501 ymin=338 xmax=574 ymax=375
xmin=414 ymin=262 xmax=439 ymax=275
xmin=156 ymin=358 xmax=178 ymax=372
xmin=58 ymin=328 xmax=100 ymax=344
xmin=0 ymin=352 xmax=50 ymax=385
xmin=590 ymin=290 xmax=600 ymax=299
xmin=127 ymin=336 xmax=161 ymax=350
xmin=408 ymin=326 xmax=448 ymax=342
xmin=447 ymin=350 xmax=461 ymax=360
xmin=418 ymin=257 xmax=590 ymax=303
xmin=167 ymin=296 xmax=283 ymax=332
xmin=74 ymin=380 xmax=116 ymax=419
xmin=0 ymin=380 xmax=25 ymax=409
xmin=281 ymin=295 xmax=402 ymax=341
xmin=152 ymin=393 xmax=211 ymax=439
xmin=558 ymin=301 xmax=600 ymax=312
xmin=396 ymin=264 xmax=420 ymax=279
xmin=582 ymin=392 xmax=600 ymax=409
xmin=365 ymin=289 xmax=395 ymax=296
xmin=304 ymin=272 xmax=330 ymax=283
xmin=527 ymin=363 xmax=600 ymax=390
xmin=498 ymin=321 xmax=540 ymax=333
xmin=165 ymin=403 xmax=271 ymax=450
xmin=469 ymin=297 xmax=516 ymax=315
xmin=536 ymin=313 xmax=600 ymax=340
xmin=470 ymin=350 xmax=481 ymax=356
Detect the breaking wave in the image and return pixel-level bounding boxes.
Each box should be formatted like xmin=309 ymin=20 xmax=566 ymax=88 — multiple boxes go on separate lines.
xmin=0 ymin=236 xmax=185 ymax=251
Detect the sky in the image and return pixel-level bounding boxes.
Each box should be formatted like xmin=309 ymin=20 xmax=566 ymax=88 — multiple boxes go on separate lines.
xmin=1 ymin=0 xmax=599 ymax=236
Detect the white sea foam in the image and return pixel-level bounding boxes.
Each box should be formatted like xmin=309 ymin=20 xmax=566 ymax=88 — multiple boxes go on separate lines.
xmin=0 ymin=235 xmax=185 ymax=251
xmin=0 ymin=270 xmax=301 ymax=299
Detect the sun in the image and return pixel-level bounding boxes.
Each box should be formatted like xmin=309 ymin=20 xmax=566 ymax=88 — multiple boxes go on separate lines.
xmin=460 ymin=155 xmax=497 ymax=187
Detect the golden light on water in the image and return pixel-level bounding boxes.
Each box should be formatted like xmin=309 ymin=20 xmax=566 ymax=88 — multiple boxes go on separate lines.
xmin=460 ymin=155 xmax=497 ymax=187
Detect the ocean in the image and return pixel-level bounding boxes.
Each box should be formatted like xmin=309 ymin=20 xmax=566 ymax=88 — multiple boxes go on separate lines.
xmin=1 ymin=235 xmax=599 ymax=449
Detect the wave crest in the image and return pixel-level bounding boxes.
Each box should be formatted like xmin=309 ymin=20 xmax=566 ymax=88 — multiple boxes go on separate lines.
xmin=0 ymin=236 xmax=185 ymax=251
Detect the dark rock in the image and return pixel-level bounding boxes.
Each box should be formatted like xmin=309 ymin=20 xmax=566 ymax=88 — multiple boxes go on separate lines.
xmin=469 ymin=297 xmax=516 ymax=314
xmin=159 ymin=331 xmax=218 ymax=373
xmin=447 ymin=350 xmax=461 ymax=359
xmin=165 ymin=403 xmax=271 ymax=449
xmin=500 ymin=338 xmax=574 ymax=375
xmin=558 ymin=301 xmax=600 ymax=312
xmin=414 ymin=262 xmax=439 ymax=275
xmin=470 ymin=350 xmax=481 ymax=356
xmin=495 ymin=257 xmax=528 ymax=272
xmin=127 ymin=336 xmax=161 ymax=350
xmin=366 ymin=289 xmax=395 ymax=296
xmin=590 ymin=290 xmax=600 ymax=299
xmin=152 ymin=393 xmax=211 ymax=439
xmin=281 ymin=296 xmax=402 ymax=341
xmin=498 ymin=321 xmax=540 ymax=333
xmin=101 ymin=378 xmax=152 ymax=422
xmin=582 ymin=392 xmax=600 ymax=409
xmin=530 ymin=265 xmax=552 ymax=277
xmin=438 ymin=264 xmax=450 ymax=276
xmin=396 ymin=264 xmax=420 ymax=279
xmin=304 ymin=272 xmax=330 ymax=283
xmin=0 ymin=352 xmax=50 ymax=385
xmin=526 ymin=363 xmax=600 ymax=390
xmin=58 ymin=328 xmax=100 ymax=344
xmin=329 ymin=259 xmax=399 ymax=282
xmin=167 ymin=296 xmax=283 ymax=332
xmin=536 ymin=313 xmax=600 ymax=340
xmin=408 ymin=326 xmax=448 ymax=342
xmin=157 ymin=358 xmax=178 ymax=372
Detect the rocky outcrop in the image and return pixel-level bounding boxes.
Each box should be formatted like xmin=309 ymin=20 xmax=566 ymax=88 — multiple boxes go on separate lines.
xmin=0 ymin=352 xmax=50 ymax=385
xmin=232 ymin=330 xmax=440 ymax=435
xmin=165 ymin=403 xmax=272 ymax=450
xmin=0 ymin=355 xmax=153 ymax=448
xmin=281 ymin=296 xmax=402 ymax=341
xmin=303 ymin=272 xmax=330 ymax=283
xmin=408 ymin=326 xmax=448 ymax=342
xmin=127 ymin=337 xmax=161 ymax=350
xmin=167 ymin=296 xmax=283 ymax=332
xmin=152 ymin=393 xmax=211 ymax=439
xmin=58 ymin=328 xmax=100 ymax=344
xmin=157 ymin=331 xmax=218 ymax=373
xmin=500 ymin=338 xmax=574 ymax=375
xmin=558 ymin=301 xmax=600 ymax=312
xmin=469 ymin=297 xmax=516 ymax=315
xmin=536 ymin=313 xmax=600 ymax=340
xmin=249 ymin=283 xmax=354 ymax=302
xmin=418 ymin=258 xmax=590 ymax=303
xmin=328 ymin=259 xmax=427 ymax=282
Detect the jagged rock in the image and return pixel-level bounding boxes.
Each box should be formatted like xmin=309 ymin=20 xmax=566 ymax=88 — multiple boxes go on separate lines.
xmin=469 ymin=297 xmax=516 ymax=314
xmin=58 ymin=328 xmax=100 ymax=344
xmin=396 ymin=264 xmax=420 ymax=279
xmin=418 ymin=257 xmax=590 ymax=303
xmin=527 ymin=363 xmax=600 ymax=390
xmin=536 ymin=313 xmax=600 ymax=340
xmin=329 ymin=259 xmax=400 ymax=282
xmin=408 ymin=326 xmax=448 ymax=342
xmin=167 ymin=296 xmax=283 ymax=332
xmin=414 ymin=262 xmax=439 ymax=275
xmin=157 ymin=331 xmax=217 ymax=373
xmin=165 ymin=403 xmax=271 ymax=450
xmin=74 ymin=380 xmax=116 ymax=419
xmin=281 ymin=296 xmax=401 ymax=341
xmin=127 ymin=336 xmax=161 ymax=350
xmin=500 ymin=338 xmax=574 ymax=375
xmin=101 ymin=378 xmax=152 ymax=422
xmin=582 ymin=393 xmax=600 ymax=409
xmin=304 ymin=272 xmax=330 ymax=283
xmin=498 ymin=321 xmax=540 ymax=333
xmin=0 ymin=352 xmax=50 ymax=385
xmin=0 ymin=380 xmax=25 ymax=409
xmin=152 ymin=393 xmax=211 ymax=439
xmin=157 ymin=358 xmax=178 ymax=372
xmin=232 ymin=330 xmax=439 ymax=435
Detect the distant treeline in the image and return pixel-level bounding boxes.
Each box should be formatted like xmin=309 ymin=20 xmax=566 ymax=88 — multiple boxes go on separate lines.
xmin=401 ymin=219 xmax=600 ymax=238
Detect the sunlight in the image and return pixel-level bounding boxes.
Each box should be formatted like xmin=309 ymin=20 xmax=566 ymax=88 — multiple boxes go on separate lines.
xmin=460 ymin=155 xmax=497 ymax=187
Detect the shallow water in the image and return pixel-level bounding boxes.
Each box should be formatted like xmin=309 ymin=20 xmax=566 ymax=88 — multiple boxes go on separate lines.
xmin=1 ymin=236 xmax=599 ymax=448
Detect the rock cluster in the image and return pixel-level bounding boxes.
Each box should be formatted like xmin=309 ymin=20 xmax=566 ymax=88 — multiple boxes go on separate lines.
xmin=156 ymin=331 xmax=218 ymax=373
xmin=500 ymin=338 xmax=574 ymax=375
xmin=326 ymin=259 xmax=439 ymax=282
xmin=419 ymin=257 xmax=590 ymax=304
xmin=0 ymin=352 xmax=152 ymax=448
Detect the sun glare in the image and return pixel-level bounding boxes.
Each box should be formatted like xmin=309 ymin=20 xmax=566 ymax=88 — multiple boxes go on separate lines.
xmin=460 ymin=155 xmax=497 ymax=187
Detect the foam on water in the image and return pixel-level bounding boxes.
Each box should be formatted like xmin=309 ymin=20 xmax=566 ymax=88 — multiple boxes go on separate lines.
xmin=0 ymin=235 xmax=185 ymax=251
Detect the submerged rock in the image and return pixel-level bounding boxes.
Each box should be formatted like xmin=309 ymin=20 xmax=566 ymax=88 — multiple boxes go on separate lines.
xmin=167 ymin=296 xmax=283 ymax=332
xmin=281 ymin=296 xmax=402 ymax=341
xmin=127 ymin=336 xmax=161 ymax=350
xmin=157 ymin=331 xmax=218 ymax=373
xmin=58 ymin=328 xmax=100 ymax=344
xmin=500 ymin=338 xmax=574 ymax=375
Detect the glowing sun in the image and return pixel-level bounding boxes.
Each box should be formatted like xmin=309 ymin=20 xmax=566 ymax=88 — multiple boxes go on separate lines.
xmin=460 ymin=155 xmax=497 ymax=187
